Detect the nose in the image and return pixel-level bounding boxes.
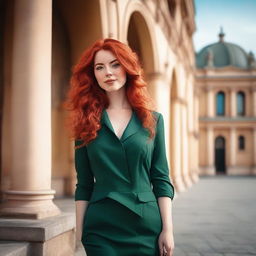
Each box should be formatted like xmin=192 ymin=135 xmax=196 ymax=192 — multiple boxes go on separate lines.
xmin=105 ymin=66 xmax=112 ymax=77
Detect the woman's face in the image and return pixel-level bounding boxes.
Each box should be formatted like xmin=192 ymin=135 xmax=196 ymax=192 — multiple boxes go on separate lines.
xmin=94 ymin=49 xmax=127 ymax=93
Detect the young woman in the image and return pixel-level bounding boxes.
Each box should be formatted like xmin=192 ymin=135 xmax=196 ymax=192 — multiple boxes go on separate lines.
xmin=64 ymin=38 xmax=175 ymax=256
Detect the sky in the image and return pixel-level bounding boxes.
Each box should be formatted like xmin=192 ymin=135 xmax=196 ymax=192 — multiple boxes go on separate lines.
xmin=193 ymin=0 xmax=256 ymax=55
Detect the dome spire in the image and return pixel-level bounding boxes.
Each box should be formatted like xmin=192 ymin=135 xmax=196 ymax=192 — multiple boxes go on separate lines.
xmin=219 ymin=26 xmax=225 ymax=42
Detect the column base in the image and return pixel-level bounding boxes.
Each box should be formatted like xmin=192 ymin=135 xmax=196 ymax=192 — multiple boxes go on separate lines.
xmin=0 ymin=190 xmax=61 ymax=219
xmin=173 ymin=175 xmax=186 ymax=193
xmin=0 ymin=212 xmax=75 ymax=255
xmin=182 ymin=174 xmax=193 ymax=189
xmin=227 ymin=166 xmax=253 ymax=175
xmin=199 ymin=166 xmax=215 ymax=175
xmin=190 ymin=169 xmax=199 ymax=184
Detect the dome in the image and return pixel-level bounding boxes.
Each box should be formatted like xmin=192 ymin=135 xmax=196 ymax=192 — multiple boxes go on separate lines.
xmin=196 ymin=29 xmax=252 ymax=69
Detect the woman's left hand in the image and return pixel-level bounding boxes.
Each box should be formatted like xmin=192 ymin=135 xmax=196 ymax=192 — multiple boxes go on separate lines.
xmin=158 ymin=229 xmax=175 ymax=256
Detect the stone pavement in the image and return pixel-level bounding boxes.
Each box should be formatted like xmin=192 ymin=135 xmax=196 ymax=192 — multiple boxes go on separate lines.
xmin=54 ymin=175 xmax=256 ymax=256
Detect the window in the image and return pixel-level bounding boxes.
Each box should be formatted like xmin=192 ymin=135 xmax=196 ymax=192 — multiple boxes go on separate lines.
xmin=167 ymin=0 xmax=177 ymax=18
xmin=216 ymin=91 xmax=225 ymax=116
xmin=237 ymin=91 xmax=245 ymax=116
xmin=215 ymin=136 xmax=225 ymax=149
xmin=238 ymin=135 xmax=245 ymax=150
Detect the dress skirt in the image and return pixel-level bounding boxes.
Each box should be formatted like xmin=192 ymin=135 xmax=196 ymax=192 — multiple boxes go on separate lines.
xmin=81 ymin=198 xmax=162 ymax=256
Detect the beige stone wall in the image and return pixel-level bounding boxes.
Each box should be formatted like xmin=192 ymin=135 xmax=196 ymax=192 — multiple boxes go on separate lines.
xmin=236 ymin=129 xmax=254 ymax=166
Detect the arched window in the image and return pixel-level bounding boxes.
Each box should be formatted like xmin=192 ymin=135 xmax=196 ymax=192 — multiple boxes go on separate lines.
xmin=237 ymin=91 xmax=245 ymax=116
xmin=238 ymin=135 xmax=245 ymax=150
xmin=216 ymin=91 xmax=225 ymax=116
xmin=215 ymin=136 xmax=225 ymax=149
xmin=167 ymin=0 xmax=177 ymax=18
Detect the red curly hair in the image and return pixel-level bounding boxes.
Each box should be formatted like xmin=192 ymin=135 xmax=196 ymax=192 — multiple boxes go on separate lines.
xmin=63 ymin=38 xmax=157 ymax=148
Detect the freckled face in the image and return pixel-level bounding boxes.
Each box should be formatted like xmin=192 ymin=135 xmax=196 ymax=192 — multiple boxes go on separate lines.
xmin=94 ymin=50 xmax=127 ymax=92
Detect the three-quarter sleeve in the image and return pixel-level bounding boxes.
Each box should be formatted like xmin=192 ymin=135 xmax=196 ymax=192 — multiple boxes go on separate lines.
xmin=74 ymin=140 xmax=94 ymax=201
xmin=150 ymin=113 xmax=175 ymax=200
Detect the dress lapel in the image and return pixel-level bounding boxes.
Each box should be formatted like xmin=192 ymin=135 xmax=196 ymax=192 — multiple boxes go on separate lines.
xmin=101 ymin=109 xmax=142 ymax=142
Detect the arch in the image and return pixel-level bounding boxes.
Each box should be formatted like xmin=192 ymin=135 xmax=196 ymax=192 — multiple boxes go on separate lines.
xmin=0 ymin=0 xmax=5 ymax=197
xmin=237 ymin=91 xmax=245 ymax=116
xmin=215 ymin=136 xmax=226 ymax=174
xmin=238 ymin=135 xmax=245 ymax=150
xmin=122 ymin=1 xmax=158 ymax=72
xmin=55 ymin=0 xmax=102 ymax=65
xmin=52 ymin=3 xmax=71 ymax=109
xmin=52 ymin=0 xmax=103 ymax=196
xmin=167 ymin=0 xmax=177 ymax=18
xmin=216 ymin=91 xmax=225 ymax=116
xmin=1 ymin=0 xmax=14 ymax=199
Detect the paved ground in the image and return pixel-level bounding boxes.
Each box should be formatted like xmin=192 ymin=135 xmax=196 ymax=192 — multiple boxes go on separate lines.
xmin=54 ymin=176 xmax=256 ymax=256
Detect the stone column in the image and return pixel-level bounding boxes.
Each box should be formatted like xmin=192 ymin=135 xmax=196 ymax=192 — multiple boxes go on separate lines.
xmin=206 ymin=126 xmax=215 ymax=175
xmin=107 ymin=0 xmax=118 ymax=38
xmin=180 ymin=102 xmax=192 ymax=188
xmin=207 ymin=87 xmax=214 ymax=117
xmin=147 ymin=72 xmax=171 ymax=161
xmin=171 ymin=99 xmax=186 ymax=192
xmin=230 ymin=89 xmax=236 ymax=117
xmin=252 ymin=127 xmax=256 ymax=174
xmin=229 ymin=127 xmax=237 ymax=174
xmin=0 ymin=0 xmax=60 ymax=219
xmin=190 ymin=88 xmax=199 ymax=183
xmin=253 ymin=88 xmax=256 ymax=117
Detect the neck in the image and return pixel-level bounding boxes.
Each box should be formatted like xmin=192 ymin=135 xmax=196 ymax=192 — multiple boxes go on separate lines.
xmin=106 ymin=87 xmax=131 ymax=109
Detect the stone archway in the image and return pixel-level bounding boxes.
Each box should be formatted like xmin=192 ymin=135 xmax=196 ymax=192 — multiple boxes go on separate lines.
xmin=0 ymin=0 xmax=14 ymax=202
xmin=127 ymin=11 xmax=155 ymax=75
xmin=52 ymin=0 xmax=103 ymax=197
xmin=0 ymin=0 xmax=4 ymax=201
xmin=215 ymin=136 xmax=226 ymax=174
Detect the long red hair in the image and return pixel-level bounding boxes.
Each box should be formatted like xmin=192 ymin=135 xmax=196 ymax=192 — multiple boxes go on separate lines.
xmin=63 ymin=38 xmax=157 ymax=148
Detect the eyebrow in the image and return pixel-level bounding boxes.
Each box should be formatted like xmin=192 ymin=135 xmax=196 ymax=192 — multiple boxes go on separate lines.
xmin=94 ymin=59 xmax=118 ymax=67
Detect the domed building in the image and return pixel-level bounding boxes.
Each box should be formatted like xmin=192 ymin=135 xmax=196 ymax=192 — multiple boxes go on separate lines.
xmin=196 ymin=29 xmax=256 ymax=175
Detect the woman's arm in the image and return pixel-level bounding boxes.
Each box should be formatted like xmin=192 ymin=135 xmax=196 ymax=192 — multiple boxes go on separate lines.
xmin=74 ymin=140 xmax=94 ymax=243
xmin=75 ymin=200 xmax=89 ymax=241
xmin=150 ymin=113 xmax=175 ymax=200
xmin=157 ymin=197 xmax=173 ymax=232
xmin=150 ymin=113 xmax=175 ymax=256
xmin=158 ymin=197 xmax=174 ymax=256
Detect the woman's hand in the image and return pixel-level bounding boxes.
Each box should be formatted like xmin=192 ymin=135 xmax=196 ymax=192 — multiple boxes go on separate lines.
xmin=75 ymin=228 xmax=83 ymax=251
xmin=75 ymin=228 xmax=82 ymax=241
xmin=158 ymin=229 xmax=175 ymax=256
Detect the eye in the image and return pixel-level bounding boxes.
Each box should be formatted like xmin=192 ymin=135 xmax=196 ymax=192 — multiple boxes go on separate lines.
xmin=112 ymin=62 xmax=120 ymax=68
xmin=95 ymin=66 xmax=103 ymax=71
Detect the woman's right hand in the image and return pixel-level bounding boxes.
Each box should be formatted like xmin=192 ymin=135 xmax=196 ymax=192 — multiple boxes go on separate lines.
xmin=75 ymin=228 xmax=83 ymax=251
xmin=76 ymin=228 xmax=82 ymax=241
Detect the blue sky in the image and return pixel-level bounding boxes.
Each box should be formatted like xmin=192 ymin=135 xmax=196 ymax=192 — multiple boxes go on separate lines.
xmin=193 ymin=0 xmax=256 ymax=54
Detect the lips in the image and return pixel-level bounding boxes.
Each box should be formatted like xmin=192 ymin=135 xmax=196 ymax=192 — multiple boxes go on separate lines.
xmin=104 ymin=79 xmax=116 ymax=83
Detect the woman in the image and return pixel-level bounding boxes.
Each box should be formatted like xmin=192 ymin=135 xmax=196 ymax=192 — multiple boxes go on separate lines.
xmin=64 ymin=38 xmax=175 ymax=256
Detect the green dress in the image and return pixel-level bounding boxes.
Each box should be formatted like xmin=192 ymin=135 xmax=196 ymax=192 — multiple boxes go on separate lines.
xmin=74 ymin=109 xmax=175 ymax=256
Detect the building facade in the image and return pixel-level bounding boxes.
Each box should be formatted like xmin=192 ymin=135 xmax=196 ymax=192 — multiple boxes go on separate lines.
xmin=196 ymin=30 xmax=256 ymax=176
xmin=0 ymin=0 xmax=197 ymax=254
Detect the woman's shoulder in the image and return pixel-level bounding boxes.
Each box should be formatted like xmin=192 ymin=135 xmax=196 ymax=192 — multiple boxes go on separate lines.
xmin=151 ymin=110 xmax=163 ymax=121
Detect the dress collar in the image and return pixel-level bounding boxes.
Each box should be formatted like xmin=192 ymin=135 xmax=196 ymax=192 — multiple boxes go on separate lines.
xmin=101 ymin=109 xmax=142 ymax=142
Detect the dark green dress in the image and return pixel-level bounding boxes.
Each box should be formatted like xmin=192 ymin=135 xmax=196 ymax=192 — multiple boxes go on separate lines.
xmin=74 ymin=109 xmax=175 ymax=256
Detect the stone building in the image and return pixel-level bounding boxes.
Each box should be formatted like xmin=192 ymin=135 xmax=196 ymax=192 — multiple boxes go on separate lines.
xmin=0 ymin=0 xmax=197 ymax=254
xmin=196 ymin=29 xmax=256 ymax=176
